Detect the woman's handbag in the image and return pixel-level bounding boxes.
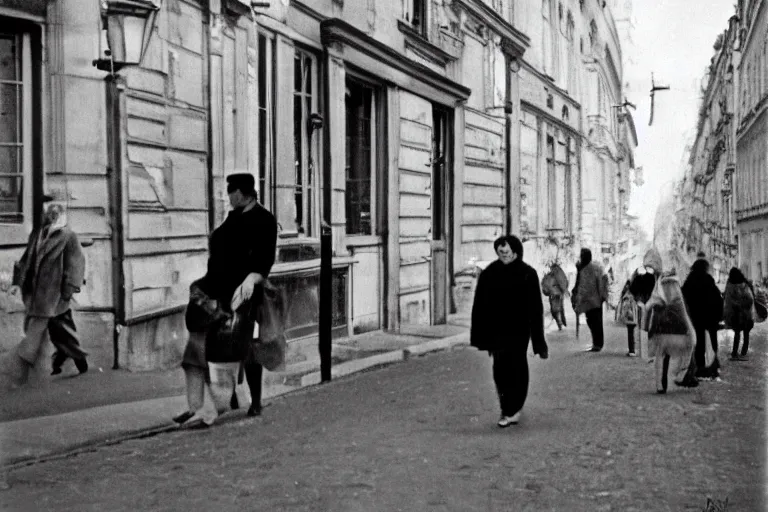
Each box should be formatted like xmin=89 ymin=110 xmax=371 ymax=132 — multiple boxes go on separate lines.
xmin=248 ymin=281 xmax=287 ymax=372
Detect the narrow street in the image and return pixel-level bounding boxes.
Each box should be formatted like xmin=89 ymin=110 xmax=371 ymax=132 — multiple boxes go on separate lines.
xmin=2 ymin=322 xmax=765 ymax=511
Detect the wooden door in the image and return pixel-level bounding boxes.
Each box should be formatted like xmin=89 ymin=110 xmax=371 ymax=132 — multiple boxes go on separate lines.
xmin=431 ymin=106 xmax=450 ymax=325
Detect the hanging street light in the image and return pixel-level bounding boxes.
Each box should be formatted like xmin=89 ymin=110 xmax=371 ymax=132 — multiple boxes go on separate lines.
xmin=93 ymin=0 xmax=160 ymax=74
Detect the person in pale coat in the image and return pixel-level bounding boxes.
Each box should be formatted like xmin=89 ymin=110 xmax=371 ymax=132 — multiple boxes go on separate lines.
xmin=6 ymin=195 xmax=87 ymax=386
xmin=645 ymin=274 xmax=698 ymax=392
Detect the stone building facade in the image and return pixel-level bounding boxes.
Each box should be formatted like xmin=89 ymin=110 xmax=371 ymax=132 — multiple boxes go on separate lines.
xmin=671 ymin=0 xmax=766 ymax=286
xmin=0 ymin=0 xmax=633 ymax=372
xmin=735 ymin=0 xmax=767 ymax=284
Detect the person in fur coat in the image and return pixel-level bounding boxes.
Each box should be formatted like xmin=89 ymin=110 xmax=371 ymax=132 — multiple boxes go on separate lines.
xmin=645 ymin=274 xmax=698 ymax=392
xmin=723 ymin=267 xmax=755 ymax=360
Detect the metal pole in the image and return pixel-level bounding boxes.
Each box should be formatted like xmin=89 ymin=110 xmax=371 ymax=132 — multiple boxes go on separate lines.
xmin=106 ymin=74 xmax=126 ymax=370
xmin=319 ymin=52 xmax=333 ymax=382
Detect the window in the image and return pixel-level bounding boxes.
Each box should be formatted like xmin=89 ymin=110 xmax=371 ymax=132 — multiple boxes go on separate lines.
xmin=257 ymin=32 xmax=275 ymax=208
xmin=345 ymin=79 xmax=378 ymax=236
xmin=542 ymin=0 xmax=553 ymax=77
xmin=546 ymin=133 xmax=556 ymax=227
xmin=293 ymin=49 xmax=318 ymax=236
xmin=0 ymin=29 xmax=32 ymax=226
xmin=404 ymin=0 xmax=427 ymax=36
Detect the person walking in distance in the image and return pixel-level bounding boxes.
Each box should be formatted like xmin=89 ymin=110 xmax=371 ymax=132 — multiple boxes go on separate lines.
xmin=470 ymin=235 xmax=548 ymax=428
xmin=574 ymin=248 xmax=608 ymax=352
xmin=723 ymin=267 xmax=755 ymax=361
xmin=7 ymin=194 xmax=87 ymax=385
xmin=681 ymin=257 xmax=723 ymax=380
xmin=541 ymin=262 xmax=568 ymax=331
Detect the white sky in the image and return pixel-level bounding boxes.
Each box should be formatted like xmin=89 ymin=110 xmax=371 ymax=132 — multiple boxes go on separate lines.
xmin=625 ymin=0 xmax=737 ymax=235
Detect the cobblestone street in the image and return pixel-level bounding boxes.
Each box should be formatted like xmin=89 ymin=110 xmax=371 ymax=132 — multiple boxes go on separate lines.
xmin=2 ymin=323 xmax=766 ymax=511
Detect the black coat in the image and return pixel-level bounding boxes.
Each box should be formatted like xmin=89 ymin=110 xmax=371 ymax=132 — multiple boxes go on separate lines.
xmin=681 ymin=260 xmax=723 ymax=330
xmin=470 ymin=259 xmax=548 ymax=355
xmin=206 ymin=202 xmax=278 ymax=305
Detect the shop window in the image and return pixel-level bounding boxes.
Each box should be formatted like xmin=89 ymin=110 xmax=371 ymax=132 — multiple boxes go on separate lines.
xmin=293 ymin=48 xmax=319 ymax=236
xmin=345 ymin=79 xmax=378 ymax=236
xmin=0 ymin=29 xmax=33 ymax=227
xmin=257 ymin=32 xmax=276 ymax=209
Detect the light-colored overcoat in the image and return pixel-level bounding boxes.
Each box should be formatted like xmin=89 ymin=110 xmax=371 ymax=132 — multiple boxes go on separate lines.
xmin=13 ymin=226 xmax=85 ymax=318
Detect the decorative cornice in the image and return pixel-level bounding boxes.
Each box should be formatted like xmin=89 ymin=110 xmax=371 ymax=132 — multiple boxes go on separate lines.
xmin=453 ymin=0 xmax=529 ymax=55
xmin=293 ymin=0 xmax=326 ymax=22
xmin=320 ymin=18 xmax=471 ymax=101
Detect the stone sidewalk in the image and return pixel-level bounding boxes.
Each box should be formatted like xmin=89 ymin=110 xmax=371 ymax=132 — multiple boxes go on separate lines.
xmin=0 ymin=320 xmax=470 ymax=469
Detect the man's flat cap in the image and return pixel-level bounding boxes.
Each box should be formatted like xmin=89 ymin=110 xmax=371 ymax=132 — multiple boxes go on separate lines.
xmin=226 ymin=173 xmax=256 ymax=193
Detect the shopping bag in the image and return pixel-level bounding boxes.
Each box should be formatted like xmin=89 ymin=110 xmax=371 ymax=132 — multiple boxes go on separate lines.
xmin=249 ymin=281 xmax=287 ymax=372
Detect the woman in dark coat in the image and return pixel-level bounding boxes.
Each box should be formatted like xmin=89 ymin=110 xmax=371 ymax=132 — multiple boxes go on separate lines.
xmin=723 ymin=267 xmax=755 ymax=360
xmin=681 ymin=258 xmax=724 ymax=379
xmin=471 ymin=235 xmax=548 ymax=428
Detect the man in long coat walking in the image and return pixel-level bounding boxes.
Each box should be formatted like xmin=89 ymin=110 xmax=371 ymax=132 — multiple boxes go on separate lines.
xmin=470 ymin=235 xmax=548 ymax=428
xmin=8 ymin=194 xmax=87 ymax=386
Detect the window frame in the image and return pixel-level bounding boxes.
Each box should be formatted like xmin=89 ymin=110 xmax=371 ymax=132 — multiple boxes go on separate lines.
xmin=0 ymin=19 xmax=41 ymax=246
xmin=403 ymin=0 xmax=428 ymax=38
xmin=344 ymin=73 xmax=382 ymax=238
xmin=256 ymin=29 xmax=276 ymax=212
xmin=292 ymin=46 xmax=320 ymax=237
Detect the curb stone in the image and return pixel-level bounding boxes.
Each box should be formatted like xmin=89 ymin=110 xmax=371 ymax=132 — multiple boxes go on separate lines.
xmin=403 ymin=332 xmax=470 ymax=359
xmin=2 ymin=329 xmax=469 ymax=471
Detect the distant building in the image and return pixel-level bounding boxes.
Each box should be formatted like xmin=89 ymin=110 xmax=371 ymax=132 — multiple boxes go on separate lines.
xmin=735 ymin=0 xmax=768 ymax=284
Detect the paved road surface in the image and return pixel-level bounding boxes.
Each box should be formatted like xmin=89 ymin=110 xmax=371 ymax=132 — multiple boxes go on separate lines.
xmin=2 ymin=324 xmax=765 ymax=511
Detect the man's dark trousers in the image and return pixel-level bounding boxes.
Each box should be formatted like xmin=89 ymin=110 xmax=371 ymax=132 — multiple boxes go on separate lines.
xmin=492 ymin=350 xmax=529 ymax=417
xmin=585 ymin=307 xmax=604 ymax=349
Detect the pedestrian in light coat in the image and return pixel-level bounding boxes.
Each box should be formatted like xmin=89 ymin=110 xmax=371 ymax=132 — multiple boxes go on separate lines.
xmin=7 ymin=195 xmax=87 ymax=386
xmin=574 ymin=248 xmax=608 ymax=352
xmin=723 ymin=267 xmax=754 ymax=361
xmin=470 ymin=235 xmax=548 ymax=428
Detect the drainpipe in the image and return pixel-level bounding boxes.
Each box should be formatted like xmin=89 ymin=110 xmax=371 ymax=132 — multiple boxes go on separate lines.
xmin=105 ymin=74 xmax=126 ymax=370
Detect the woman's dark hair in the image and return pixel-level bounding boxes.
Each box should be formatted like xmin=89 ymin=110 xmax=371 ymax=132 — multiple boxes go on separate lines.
xmin=728 ymin=266 xmax=746 ymax=284
xmin=579 ymin=248 xmax=592 ymax=266
xmin=493 ymin=235 xmax=524 ymax=259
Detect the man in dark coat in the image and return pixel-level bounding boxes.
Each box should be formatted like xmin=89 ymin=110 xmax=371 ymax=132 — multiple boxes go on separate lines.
xmin=8 ymin=195 xmax=87 ymax=385
xmin=471 ymin=235 xmax=548 ymax=428
xmin=682 ymin=258 xmax=723 ymax=379
xmin=209 ymin=173 xmax=278 ymax=416
xmin=574 ymin=248 xmax=608 ymax=352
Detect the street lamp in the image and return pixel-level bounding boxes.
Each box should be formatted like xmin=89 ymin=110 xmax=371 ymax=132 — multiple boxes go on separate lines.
xmin=93 ymin=0 xmax=160 ymax=73
xmin=92 ymin=0 xmax=160 ymax=369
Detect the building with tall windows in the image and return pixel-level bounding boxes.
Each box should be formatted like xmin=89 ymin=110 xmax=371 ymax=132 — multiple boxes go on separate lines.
xmin=735 ymin=0 xmax=767 ymax=284
xmin=0 ymin=0 xmax=634 ymax=372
